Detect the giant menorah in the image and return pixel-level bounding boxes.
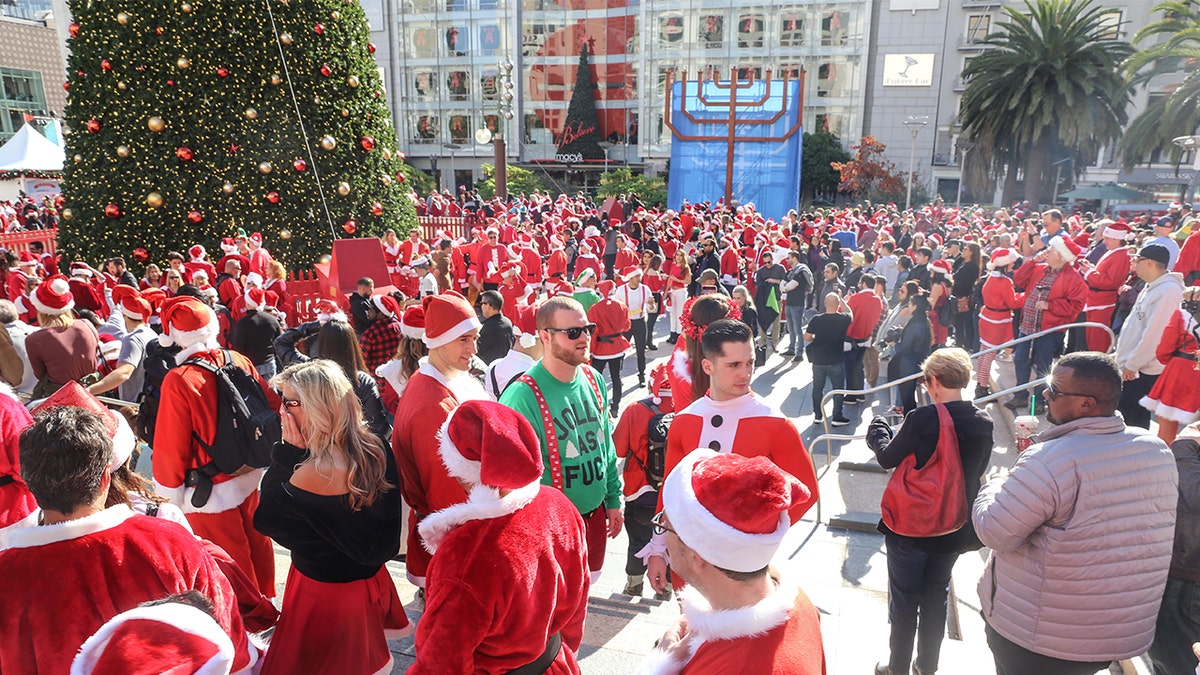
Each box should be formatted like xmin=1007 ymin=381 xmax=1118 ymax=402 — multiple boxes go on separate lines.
xmin=664 ymin=68 xmax=805 ymax=219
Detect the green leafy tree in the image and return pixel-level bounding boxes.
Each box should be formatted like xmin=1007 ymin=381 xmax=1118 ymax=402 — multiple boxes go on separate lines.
xmin=476 ymin=164 xmax=550 ymax=200
xmin=1120 ymin=0 xmax=1200 ymax=169
xmin=959 ymin=0 xmax=1132 ymax=206
xmin=58 ymin=0 xmax=417 ymax=269
xmin=802 ymin=130 xmax=851 ymax=204
xmin=596 ymin=167 xmax=667 ymax=207
xmin=555 ymin=43 xmax=604 ymax=160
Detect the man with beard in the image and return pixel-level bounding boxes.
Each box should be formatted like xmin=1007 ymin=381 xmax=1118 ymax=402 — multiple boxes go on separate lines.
xmin=500 ymin=296 xmax=624 ymax=583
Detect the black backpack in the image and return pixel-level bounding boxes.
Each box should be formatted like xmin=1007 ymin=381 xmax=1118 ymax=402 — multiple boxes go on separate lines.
xmin=634 ymin=400 xmax=674 ymax=490
xmin=135 ymin=340 xmax=182 ymax=447
xmin=181 ymin=350 xmax=281 ymax=508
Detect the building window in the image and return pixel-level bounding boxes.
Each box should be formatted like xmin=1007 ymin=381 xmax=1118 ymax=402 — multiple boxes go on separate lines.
xmin=1097 ymin=10 xmax=1122 ymax=40
xmin=446 ymin=27 xmax=468 ymax=56
xmin=415 ymin=114 xmax=440 ymax=143
xmin=447 ymin=71 xmax=469 ymax=99
xmin=522 ymin=22 xmax=563 ymax=56
xmin=781 ymin=13 xmax=805 ymax=47
xmin=523 ymin=113 xmax=552 ymax=144
xmin=737 ymin=65 xmax=762 ymax=81
xmin=738 ymin=13 xmax=765 ymax=49
xmin=778 ymin=64 xmax=802 ymax=81
xmin=449 ymin=114 xmax=471 ymax=141
xmin=479 ymin=25 xmax=501 ymax=55
xmin=660 ymin=15 xmax=684 ymax=47
xmin=414 ymin=70 xmax=438 ymax=100
xmin=411 ymin=27 xmax=437 ymax=58
xmin=699 ymin=15 xmax=724 ymax=48
xmin=820 ymin=10 xmax=848 ymax=46
xmin=481 ymin=72 xmax=498 ymax=100
xmin=484 ymin=114 xmax=499 ymax=134
xmin=965 ymin=14 xmax=990 ymax=42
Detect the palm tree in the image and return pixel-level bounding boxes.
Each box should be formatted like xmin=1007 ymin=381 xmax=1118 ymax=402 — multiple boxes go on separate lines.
xmin=959 ymin=0 xmax=1132 ymax=206
xmin=1119 ymin=0 xmax=1200 ymax=169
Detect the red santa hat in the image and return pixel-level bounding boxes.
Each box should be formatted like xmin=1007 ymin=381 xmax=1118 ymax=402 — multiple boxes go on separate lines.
xmin=31 ymin=274 xmax=74 ymax=315
xmin=188 ymin=244 xmax=206 ymax=261
xmin=648 ymin=362 xmax=672 ymax=405
xmin=314 ymin=299 xmax=347 ymax=323
xmin=928 ymin=233 xmax=943 ymax=247
xmin=112 ymin=285 xmax=152 ymax=322
xmin=1103 ymin=221 xmax=1132 ymax=241
xmin=371 ymin=294 xmax=399 ymax=320
xmin=930 ymin=259 xmax=953 ymax=277
xmin=244 ymin=287 xmax=269 ymax=311
xmin=70 ymin=261 xmax=92 ymax=277
xmin=518 ymin=232 xmax=535 ymax=247
xmin=32 ymin=382 xmax=136 ymax=473
xmin=141 ymin=288 xmax=167 ymax=313
xmin=219 ymin=237 xmax=237 ymax=254
xmin=157 ymin=296 xmax=219 ymax=361
xmin=500 ymin=261 xmax=522 ymax=279
xmin=549 ymin=279 xmax=575 ymax=297
xmin=597 ymin=280 xmax=615 ymax=297
xmin=619 ymin=265 xmax=643 ymax=282
xmin=244 ymin=272 xmax=263 ymax=288
xmin=190 ymin=269 xmax=209 ymax=284
xmin=662 ymin=449 xmax=810 ymax=573
xmin=549 ymin=234 xmax=565 ymax=250
xmin=249 ymin=232 xmax=263 ymax=247
xmin=511 ymin=302 xmax=539 ymax=349
xmin=436 ymin=400 xmax=543 ymax=490
xmin=578 ymin=239 xmax=593 ymax=254
xmin=17 ymin=251 xmax=37 ymax=267
xmin=421 ymin=291 xmax=481 ymax=349
xmin=400 ymin=305 xmax=426 ymax=341
xmin=1049 ymin=235 xmax=1082 ymax=263
xmin=69 ymin=601 xmax=235 ymax=675
xmin=988 ymin=248 xmax=1018 ymax=269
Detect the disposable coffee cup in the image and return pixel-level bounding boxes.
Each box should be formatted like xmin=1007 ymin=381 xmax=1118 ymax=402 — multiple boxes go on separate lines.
xmin=1014 ymin=415 xmax=1038 ymax=452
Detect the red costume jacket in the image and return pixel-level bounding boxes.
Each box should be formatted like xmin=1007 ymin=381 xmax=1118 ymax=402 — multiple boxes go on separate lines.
xmin=1083 ymin=246 xmax=1132 ymax=313
xmin=1012 ymin=259 xmax=1087 ymax=331
xmin=978 ymin=273 xmax=1025 ymax=347
xmin=589 ymin=296 xmax=631 ymax=359
xmin=547 ymin=249 xmax=569 ymax=278
xmin=614 ymin=396 xmax=674 ymax=501
xmin=0 ymin=389 xmax=34 ymax=532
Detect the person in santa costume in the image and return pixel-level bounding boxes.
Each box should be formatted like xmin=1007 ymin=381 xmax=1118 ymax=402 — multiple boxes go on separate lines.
xmin=0 ymin=381 xmax=34 ymax=539
xmin=245 ymin=232 xmax=272 ymax=278
xmin=254 ymin=360 xmax=410 ymax=675
xmin=638 ymin=450 xmax=825 ymax=675
xmin=68 ymin=262 xmax=108 ymax=319
xmin=645 ymin=319 xmax=819 ymax=594
xmin=547 ymin=233 xmax=570 ymax=280
xmin=398 ymin=227 xmax=430 ymax=267
xmin=975 ymin=248 xmax=1024 ymax=399
xmin=1140 ymin=292 xmax=1200 ymax=444
xmin=476 ymin=227 xmax=508 ymax=290
xmin=391 ymin=290 xmax=487 ymax=591
xmin=184 ymin=245 xmax=218 ymax=287
xmin=500 ymin=296 xmax=624 ymax=583
xmin=0 ymin=405 xmax=258 ymax=675
xmin=71 ymin=594 xmax=238 ymax=675
xmin=409 ymin=399 xmax=589 ymax=673
xmin=152 ymin=295 xmax=280 ymax=598
xmin=1081 ymin=221 xmax=1133 ymax=352
xmin=614 ymin=362 xmax=675 ymax=600
xmin=574 ymin=240 xmax=603 ymax=285
xmin=589 ymin=279 xmax=631 ymax=417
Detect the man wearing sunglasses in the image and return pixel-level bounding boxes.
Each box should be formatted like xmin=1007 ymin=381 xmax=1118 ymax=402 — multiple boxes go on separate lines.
xmin=500 ymin=296 xmax=623 ymax=583
xmin=973 ymin=352 xmax=1176 ymax=675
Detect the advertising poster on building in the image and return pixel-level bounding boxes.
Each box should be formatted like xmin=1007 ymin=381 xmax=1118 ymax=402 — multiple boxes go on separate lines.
xmin=883 ymin=54 xmax=935 ymax=86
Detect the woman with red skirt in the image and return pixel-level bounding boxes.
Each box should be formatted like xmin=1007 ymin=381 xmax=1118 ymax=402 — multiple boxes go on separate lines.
xmin=255 ymin=360 xmax=410 ymax=674
xmin=1141 ymin=298 xmax=1200 ymax=444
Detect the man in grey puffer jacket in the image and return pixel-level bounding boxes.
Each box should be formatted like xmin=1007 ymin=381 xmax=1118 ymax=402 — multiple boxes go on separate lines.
xmin=974 ymin=352 xmax=1177 ymax=675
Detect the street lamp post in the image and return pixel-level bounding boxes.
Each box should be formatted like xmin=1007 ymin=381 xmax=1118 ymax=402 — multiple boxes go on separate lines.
xmin=495 ymin=59 xmax=516 ymax=202
xmin=903 ymin=116 xmax=929 ymax=212
xmin=1173 ymin=136 xmax=1200 ymax=203
xmin=1051 ymin=157 xmax=1073 ymax=205
xmin=443 ymin=142 xmax=463 ymax=193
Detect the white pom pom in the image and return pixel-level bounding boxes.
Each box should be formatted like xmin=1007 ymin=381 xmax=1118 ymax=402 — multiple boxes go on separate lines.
xmin=158 ymin=332 xmax=175 ymax=347
xmin=50 ymin=279 xmax=70 ymax=295
xmin=519 ymin=333 xmax=536 ymax=349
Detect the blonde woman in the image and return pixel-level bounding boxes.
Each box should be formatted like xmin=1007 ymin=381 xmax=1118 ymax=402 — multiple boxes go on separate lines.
xmin=254 ymin=360 xmax=410 ymax=675
xmin=665 ymin=248 xmax=692 ymax=342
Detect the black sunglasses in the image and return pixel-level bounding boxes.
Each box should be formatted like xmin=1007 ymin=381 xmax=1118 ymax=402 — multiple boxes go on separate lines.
xmin=1044 ymin=385 xmax=1094 ymax=402
xmin=545 ymin=323 xmax=596 ymax=340
xmin=651 ymin=512 xmax=676 ymax=536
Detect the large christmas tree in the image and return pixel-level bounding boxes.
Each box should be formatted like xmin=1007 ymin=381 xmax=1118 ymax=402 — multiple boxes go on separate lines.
xmin=555 ymin=43 xmax=604 ymax=160
xmin=58 ymin=0 xmax=418 ymax=268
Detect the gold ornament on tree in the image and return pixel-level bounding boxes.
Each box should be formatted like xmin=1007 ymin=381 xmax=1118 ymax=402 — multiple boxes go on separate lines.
xmin=222 ymin=182 xmax=235 ymax=193
xmin=279 ymin=229 xmax=292 ymax=240
xmin=73 ymin=154 xmax=83 ymax=163
xmin=62 ymin=208 xmax=75 ymax=221
xmin=270 ymin=74 xmax=282 ymax=85
xmin=336 ymin=181 xmax=351 ymax=196
xmin=116 ymin=145 xmax=130 ymax=158
xmin=147 ymin=116 xmax=165 ymax=132
xmin=382 ymin=148 xmax=393 ymax=160
xmin=331 ymin=10 xmax=340 ymax=19
xmin=340 ymin=109 xmax=350 ymax=118
xmin=345 ymin=75 xmax=359 ymax=88
xmin=244 ymin=107 xmax=258 ymax=119
xmin=145 ymin=192 xmax=164 ymax=208
xmin=176 ymin=56 xmax=191 ymax=69
xmin=180 ymin=2 xmax=193 ymax=13
xmin=117 ymin=81 xmax=127 ymax=90
xmin=279 ymin=32 xmax=293 ymax=45
xmin=320 ymin=135 xmax=336 ymax=150
xmin=117 ymin=11 xmax=130 ymax=24
xmin=258 ymin=161 xmax=273 ymax=174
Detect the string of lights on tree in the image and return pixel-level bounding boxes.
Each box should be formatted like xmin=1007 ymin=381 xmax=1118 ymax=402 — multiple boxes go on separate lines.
xmin=58 ymin=0 xmax=419 ymax=269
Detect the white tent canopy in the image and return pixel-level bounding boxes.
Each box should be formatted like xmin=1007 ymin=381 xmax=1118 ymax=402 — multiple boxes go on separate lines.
xmin=0 ymin=124 xmax=65 ymax=172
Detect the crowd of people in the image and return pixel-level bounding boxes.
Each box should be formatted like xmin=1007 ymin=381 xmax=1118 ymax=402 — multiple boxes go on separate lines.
xmin=0 ymin=187 xmax=1197 ymax=674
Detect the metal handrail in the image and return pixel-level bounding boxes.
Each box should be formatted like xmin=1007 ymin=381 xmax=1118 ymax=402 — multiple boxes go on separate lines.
xmin=810 ymin=433 xmax=865 ymax=474
xmin=816 ymin=321 xmax=1115 ymax=438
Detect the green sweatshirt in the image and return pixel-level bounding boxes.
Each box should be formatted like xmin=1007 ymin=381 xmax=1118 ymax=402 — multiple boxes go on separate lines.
xmin=499 ymin=361 xmax=622 ymax=513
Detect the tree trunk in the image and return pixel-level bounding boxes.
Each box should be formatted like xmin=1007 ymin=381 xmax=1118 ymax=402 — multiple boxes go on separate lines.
xmin=1023 ymin=135 xmax=1049 ymax=207
xmin=1001 ymin=161 xmax=1017 ymax=207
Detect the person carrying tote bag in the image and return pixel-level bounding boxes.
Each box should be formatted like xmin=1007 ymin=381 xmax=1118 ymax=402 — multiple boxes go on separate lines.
xmin=865 ymin=348 xmax=994 ymax=675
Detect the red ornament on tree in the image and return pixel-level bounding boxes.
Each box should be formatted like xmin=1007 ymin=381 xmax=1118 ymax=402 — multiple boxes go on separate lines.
xmin=320 ymin=64 xmax=332 ymax=77
xmin=101 ymin=59 xmax=113 ymax=72
xmin=371 ymin=202 xmax=384 ymax=216
xmin=176 ymin=147 xmax=194 ymax=161
xmin=217 ymin=67 xmax=230 ymax=77
xmin=359 ymin=136 xmax=375 ymax=151
xmin=62 ymin=81 xmax=69 ymax=91
xmin=86 ymin=119 xmax=102 ymax=133
xmin=187 ymin=210 xmax=203 ymax=223
xmin=266 ymin=191 xmax=281 ymax=204
xmin=396 ymin=172 xmax=406 ymax=184
xmin=69 ymin=22 xmax=80 ymax=37
xmin=166 ymin=79 xmax=175 ymax=86
xmin=368 ymin=43 xmax=376 ymax=54
xmin=133 ymin=247 xmax=150 ymax=263
xmin=77 ymin=70 xmax=85 ymax=77
xmin=155 ymin=26 xmax=164 ymax=35
xmin=104 ymin=203 xmax=122 ymax=219
xmin=293 ymin=158 xmax=307 ymax=172
xmin=342 ymin=219 xmax=357 ymax=234
xmin=313 ymin=23 xmax=325 ymax=35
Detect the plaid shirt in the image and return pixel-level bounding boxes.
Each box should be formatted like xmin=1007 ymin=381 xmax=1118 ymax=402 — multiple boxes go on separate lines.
xmin=360 ymin=319 xmax=404 ymax=373
xmin=1019 ymin=266 xmax=1060 ymax=336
